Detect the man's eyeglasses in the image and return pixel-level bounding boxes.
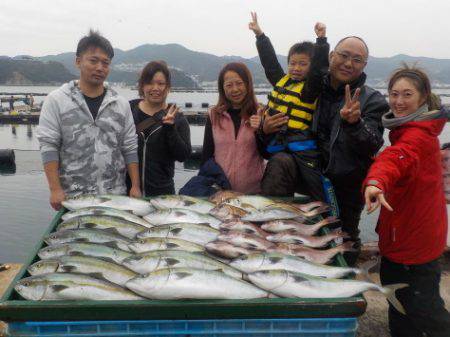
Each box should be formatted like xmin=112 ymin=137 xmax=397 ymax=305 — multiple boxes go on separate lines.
xmin=334 ymin=51 xmax=366 ymax=65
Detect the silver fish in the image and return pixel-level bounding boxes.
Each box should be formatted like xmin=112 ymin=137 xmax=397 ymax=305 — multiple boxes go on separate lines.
xmin=230 ymin=252 xmax=362 ymax=278
xmin=28 ymin=255 xmax=137 ymax=287
xmin=61 ymin=207 xmax=152 ymax=227
xmin=38 ymin=242 xmax=132 ymax=264
xmin=45 ymin=229 xmax=132 ymax=252
xmin=261 ymin=216 xmax=339 ymax=235
xmin=122 ymin=250 xmax=242 ymax=279
xmin=126 ymin=268 xmax=269 ymax=300
xmin=150 ymin=195 xmax=215 ymax=214
xmin=57 ymin=215 xmax=149 ymax=239
xmin=137 ymin=223 xmax=219 ymax=246
xmin=266 ymin=228 xmax=348 ymax=248
xmin=128 ymin=237 xmax=205 ymax=254
xmin=144 ymin=209 xmax=221 ymax=229
xmin=218 ymin=231 xmax=275 ymax=251
xmin=248 ymin=269 xmax=407 ymax=314
xmin=15 ymin=273 xmax=144 ymax=301
xmin=62 ymin=195 xmax=154 ymax=216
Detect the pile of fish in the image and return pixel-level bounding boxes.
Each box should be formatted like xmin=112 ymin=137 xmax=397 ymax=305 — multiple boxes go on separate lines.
xmin=14 ymin=193 xmax=406 ymax=313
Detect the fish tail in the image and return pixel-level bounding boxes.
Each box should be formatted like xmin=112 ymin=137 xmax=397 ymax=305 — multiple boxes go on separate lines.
xmin=356 ymin=257 xmax=379 ymax=281
xmin=379 ymin=283 xmax=408 ymax=315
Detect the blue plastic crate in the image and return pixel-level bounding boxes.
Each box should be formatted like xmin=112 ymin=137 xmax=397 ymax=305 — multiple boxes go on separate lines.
xmin=7 ymin=318 xmax=357 ymax=336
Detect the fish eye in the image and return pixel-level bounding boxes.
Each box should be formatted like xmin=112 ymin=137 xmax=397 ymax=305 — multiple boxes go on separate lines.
xmin=139 ymin=240 xmax=146 ymax=244
xmin=22 ymin=282 xmax=29 ymax=287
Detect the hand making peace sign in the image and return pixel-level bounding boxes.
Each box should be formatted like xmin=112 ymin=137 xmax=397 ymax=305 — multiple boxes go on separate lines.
xmin=249 ymin=12 xmax=263 ymax=37
xmin=162 ymin=104 xmax=179 ymax=125
xmin=340 ymin=84 xmax=361 ymax=124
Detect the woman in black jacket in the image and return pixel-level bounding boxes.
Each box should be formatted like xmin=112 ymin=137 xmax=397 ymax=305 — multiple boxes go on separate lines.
xmin=128 ymin=61 xmax=191 ymax=196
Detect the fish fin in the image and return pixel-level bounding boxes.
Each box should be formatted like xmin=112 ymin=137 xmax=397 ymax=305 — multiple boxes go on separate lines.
xmin=170 ymin=228 xmax=183 ymax=235
xmin=82 ymin=223 xmax=99 ymax=229
xmin=68 ymin=251 xmax=85 ymax=257
xmin=247 ymin=243 xmax=258 ymax=250
xmin=244 ymin=229 xmax=255 ymax=234
xmin=380 ymin=284 xmax=409 ymax=315
xmin=60 ymin=265 xmax=76 ymax=273
xmin=174 ymin=211 xmax=186 ymax=216
xmin=87 ymin=272 xmax=106 ymax=280
xmin=95 ymin=256 xmax=117 ymax=264
xmin=174 ymin=271 xmax=192 ymax=279
xmin=292 ymin=275 xmax=307 ymax=283
xmin=164 ymin=258 xmax=180 ymax=266
xmin=166 ymin=243 xmax=180 ymax=249
xmin=103 ymin=241 xmax=121 ymax=249
xmin=73 ymin=238 xmax=89 ymax=243
xmin=102 ymin=227 xmax=122 ymax=235
xmin=198 ymin=222 xmax=210 ymax=226
xmin=183 ymin=200 xmax=196 ymax=206
xmin=268 ymin=257 xmax=283 ymax=264
xmin=98 ymin=197 xmax=112 ymax=203
xmin=51 ymin=284 xmax=69 ymax=292
xmin=92 ymin=210 xmax=107 ymax=215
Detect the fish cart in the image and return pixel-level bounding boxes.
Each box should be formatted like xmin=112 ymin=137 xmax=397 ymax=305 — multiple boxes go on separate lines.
xmin=0 ymin=202 xmax=366 ymax=337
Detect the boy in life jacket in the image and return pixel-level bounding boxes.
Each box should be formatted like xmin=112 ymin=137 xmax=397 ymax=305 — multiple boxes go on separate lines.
xmin=249 ymin=13 xmax=337 ymax=214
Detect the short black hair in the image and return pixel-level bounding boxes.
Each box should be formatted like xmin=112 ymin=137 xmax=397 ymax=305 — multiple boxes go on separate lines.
xmin=288 ymin=41 xmax=314 ymax=62
xmin=76 ymin=29 xmax=114 ymax=59
xmin=138 ymin=61 xmax=171 ymax=97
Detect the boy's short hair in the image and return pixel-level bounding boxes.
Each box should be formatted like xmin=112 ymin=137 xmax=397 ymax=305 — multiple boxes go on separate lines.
xmin=76 ymin=29 xmax=114 ymax=59
xmin=288 ymin=41 xmax=314 ymax=62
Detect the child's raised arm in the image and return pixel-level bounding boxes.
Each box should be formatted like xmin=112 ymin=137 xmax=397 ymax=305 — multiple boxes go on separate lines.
xmin=250 ymin=12 xmax=285 ymax=86
xmin=301 ymin=22 xmax=330 ymax=103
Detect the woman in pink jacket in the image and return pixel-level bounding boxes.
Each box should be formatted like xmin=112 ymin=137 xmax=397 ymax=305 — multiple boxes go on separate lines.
xmin=202 ymin=62 xmax=266 ymax=194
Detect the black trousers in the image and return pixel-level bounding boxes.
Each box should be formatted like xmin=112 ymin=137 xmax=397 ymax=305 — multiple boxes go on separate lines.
xmin=380 ymin=257 xmax=450 ymax=337
xmin=261 ymin=151 xmax=326 ymax=202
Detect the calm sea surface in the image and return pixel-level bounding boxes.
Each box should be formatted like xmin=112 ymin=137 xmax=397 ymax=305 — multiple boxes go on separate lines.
xmin=0 ymin=85 xmax=449 ymax=263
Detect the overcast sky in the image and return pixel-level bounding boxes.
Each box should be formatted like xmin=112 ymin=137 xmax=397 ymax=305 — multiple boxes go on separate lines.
xmin=1 ymin=0 xmax=449 ymax=59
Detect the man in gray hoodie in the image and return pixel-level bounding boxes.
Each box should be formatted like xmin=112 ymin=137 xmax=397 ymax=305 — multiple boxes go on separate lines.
xmin=37 ymin=30 xmax=141 ymax=210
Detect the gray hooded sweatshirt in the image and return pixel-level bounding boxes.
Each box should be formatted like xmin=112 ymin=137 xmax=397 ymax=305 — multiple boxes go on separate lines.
xmin=36 ymin=80 xmax=138 ymax=197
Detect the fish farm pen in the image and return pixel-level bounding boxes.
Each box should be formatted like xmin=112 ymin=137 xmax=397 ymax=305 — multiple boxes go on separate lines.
xmin=0 ymin=198 xmax=366 ymax=337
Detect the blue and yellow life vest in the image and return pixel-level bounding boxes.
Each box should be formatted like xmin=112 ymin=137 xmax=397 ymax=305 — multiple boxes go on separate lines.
xmin=266 ymin=75 xmax=318 ymax=153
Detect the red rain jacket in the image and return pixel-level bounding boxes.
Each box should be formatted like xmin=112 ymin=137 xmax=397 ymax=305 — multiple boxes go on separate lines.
xmin=364 ymin=118 xmax=448 ymax=264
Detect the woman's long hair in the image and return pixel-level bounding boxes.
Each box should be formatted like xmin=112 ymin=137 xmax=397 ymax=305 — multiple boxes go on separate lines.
xmin=212 ymin=62 xmax=258 ymax=126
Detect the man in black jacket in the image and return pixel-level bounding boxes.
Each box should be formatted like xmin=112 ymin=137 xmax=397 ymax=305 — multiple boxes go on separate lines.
xmin=262 ymin=36 xmax=389 ymax=265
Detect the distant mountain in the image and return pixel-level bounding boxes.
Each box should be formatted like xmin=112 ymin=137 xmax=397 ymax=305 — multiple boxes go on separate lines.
xmin=0 ymin=57 xmax=75 ymax=85
xmin=6 ymin=43 xmax=450 ymax=87
xmin=365 ymin=54 xmax=450 ymax=86
xmin=39 ymin=48 xmax=200 ymax=88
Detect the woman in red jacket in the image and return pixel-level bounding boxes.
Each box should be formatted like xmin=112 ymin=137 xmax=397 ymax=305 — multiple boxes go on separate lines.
xmin=364 ymin=66 xmax=450 ymax=337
